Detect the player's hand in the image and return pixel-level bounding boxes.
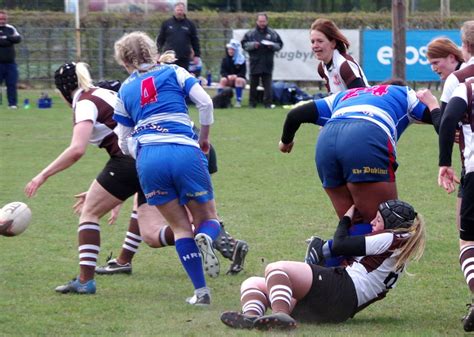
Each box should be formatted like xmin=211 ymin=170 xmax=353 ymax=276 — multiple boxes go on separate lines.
xmin=279 ymin=140 xmax=294 ymax=153
xmin=199 ymin=139 xmax=210 ymax=154
xmin=416 ymin=89 xmax=439 ymax=111
xmin=344 ymin=205 xmax=356 ymax=219
xmin=108 ymin=203 xmax=123 ymax=225
xmin=24 ymin=174 xmax=46 ymax=198
xmin=73 ymin=191 xmax=87 ymax=215
xmin=438 ymin=166 xmax=456 ymax=194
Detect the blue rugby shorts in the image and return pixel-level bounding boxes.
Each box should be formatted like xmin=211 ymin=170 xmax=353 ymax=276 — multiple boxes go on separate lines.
xmin=316 ymin=119 xmax=398 ymax=188
xmin=136 ymin=144 xmax=214 ymax=206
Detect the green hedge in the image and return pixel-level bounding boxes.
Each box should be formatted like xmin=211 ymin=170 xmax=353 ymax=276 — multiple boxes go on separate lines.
xmin=8 ymin=10 xmax=474 ymax=30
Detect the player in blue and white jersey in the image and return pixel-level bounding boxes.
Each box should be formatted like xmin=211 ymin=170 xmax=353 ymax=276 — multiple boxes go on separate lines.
xmin=221 ymin=199 xmax=425 ymax=330
xmin=279 ymin=84 xmax=440 ymax=226
xmin=113 ymin=31 xmax=220 ymax=305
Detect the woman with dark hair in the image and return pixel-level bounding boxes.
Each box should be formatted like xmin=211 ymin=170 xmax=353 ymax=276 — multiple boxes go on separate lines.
xmin=311 ymin=18 xmax=368 ymax=94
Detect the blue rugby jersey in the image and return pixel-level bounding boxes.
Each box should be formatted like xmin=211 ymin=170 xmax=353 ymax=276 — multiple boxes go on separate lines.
xmin=113 ymin=64 xmax=200 ymax=148
xmin=314 ymin=85 xmax=427 ymax=143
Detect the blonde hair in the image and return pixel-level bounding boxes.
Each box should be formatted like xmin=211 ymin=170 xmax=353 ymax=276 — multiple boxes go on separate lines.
xmin=114 ymin=31 xmax=158 ymax=72
xmin=392 ymin=213 xmax=426 ymax=270
xmin=461 ymin=20 xmax=474 ymax=55
xmin=427 ymin=37 xmax=463 ymax=63
xmin=159 ymin=50 xmax=178 ymax=64
xmin=75 ymin=62 xmax=93 ymax=92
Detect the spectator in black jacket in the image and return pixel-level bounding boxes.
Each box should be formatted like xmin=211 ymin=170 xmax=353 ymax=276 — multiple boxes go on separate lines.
xmin=241 ymin=13 xmax=283 ymax=109
xmin=218 ymin=39 xmax=247 ymax=108
xmin=156 ymin=2 xmax=200 ymax=71
xmin=0 ymin=10 xmax=21 ymax=109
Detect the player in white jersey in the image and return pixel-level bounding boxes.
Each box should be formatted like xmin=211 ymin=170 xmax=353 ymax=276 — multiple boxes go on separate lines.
xmin=220 ymin=199 xmax=425 ymax=330
xmin=311 ymin=18 xmax=368 ymax=95
xmin=279 ymin=84 xmax=439 ymax=226
xmin=435 ymin=20 xmax=474 ymax=332
xmin=23 ymin=62 xmax=162 ymax=295
xmin=113 ymin=31 xmax=221 ymax=305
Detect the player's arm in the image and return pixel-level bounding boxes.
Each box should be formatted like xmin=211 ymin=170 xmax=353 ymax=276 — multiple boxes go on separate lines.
xmin=340 ymin=62 xmax=367 ymax=89
xmin=25 ymin=121 xmax=93 ymax=197
xmin=189 ymin=83 xmax=213 ymax=154
xmin=331 ymin=208 xmax=366 ymax=256
xmin=279 ymin=101 xmax=320 ymax=153
xmin=439 ymin=96 xmax=466 ymax=168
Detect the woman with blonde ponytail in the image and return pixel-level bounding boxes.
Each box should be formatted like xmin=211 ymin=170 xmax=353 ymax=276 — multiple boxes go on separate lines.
xmin=113 ymin=31 xmax=222 ymax=306
xmin=221 ymin=200 xmax=425 ymax=331
xmin=24 ymin=61 xmax=165 ymax=295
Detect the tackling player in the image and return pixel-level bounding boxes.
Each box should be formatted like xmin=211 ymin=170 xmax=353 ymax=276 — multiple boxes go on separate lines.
xmin=221 ymin=200 xmax=425 ymax=330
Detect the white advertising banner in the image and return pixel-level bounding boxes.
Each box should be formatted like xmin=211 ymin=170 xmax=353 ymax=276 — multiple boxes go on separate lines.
xmin=233 ymin=29 xmax=360 ymax=81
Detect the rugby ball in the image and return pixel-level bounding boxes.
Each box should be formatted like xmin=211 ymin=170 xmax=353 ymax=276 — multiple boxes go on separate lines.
xmin=0 ymin=202 xmax=32 ymax=236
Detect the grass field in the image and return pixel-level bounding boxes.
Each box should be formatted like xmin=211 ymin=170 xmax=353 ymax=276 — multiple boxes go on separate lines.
xmin=0 ymin=89 xmax=468 ymax=336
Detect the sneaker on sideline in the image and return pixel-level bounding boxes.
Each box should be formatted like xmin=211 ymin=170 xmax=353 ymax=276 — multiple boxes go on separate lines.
xmin=55 ymin=278 xmax=96 ymax=294
xmin=95 ymin=258 xmax=132 ymax=275
xmin=234 ymin=101 xmax=241 ymax=108
xmin=8 ymin=105 xmax=18 ymax=109
xmin=195 ymin=233 xmax=220 ymax=278
xmin=221 ymin=311 xmax=258 ymax=329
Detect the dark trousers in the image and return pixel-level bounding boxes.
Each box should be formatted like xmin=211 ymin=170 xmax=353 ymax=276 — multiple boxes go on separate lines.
xmin=174 ymin=57 xmax=190 ymax=71
xmin=0 ymin=63 xmax=18 ymax=106
xmin=249 ymin=73 xmax=272 ymax=106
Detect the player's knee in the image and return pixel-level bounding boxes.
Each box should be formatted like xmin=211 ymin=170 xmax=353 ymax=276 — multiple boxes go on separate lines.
xmin=142 ymin=233 xmax=161 ymax=248
xmin=264 ymin=261 xmax=286 ymax=276
xmin=241 ymin=276 xmax=262 ymax=291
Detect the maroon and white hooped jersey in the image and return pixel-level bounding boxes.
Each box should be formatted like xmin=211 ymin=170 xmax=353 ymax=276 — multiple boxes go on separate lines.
xmin=317 ymin=49 xmax=368 ymax=94
xmin=72 ymin=87 xmax=122 ymax=157
xmin=345 ymin=231 xmax=410 ymax=308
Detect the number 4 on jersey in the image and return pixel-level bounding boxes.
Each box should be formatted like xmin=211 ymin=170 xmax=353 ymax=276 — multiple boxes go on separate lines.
xmin=140 ymin=77 xmax=158 ymax=107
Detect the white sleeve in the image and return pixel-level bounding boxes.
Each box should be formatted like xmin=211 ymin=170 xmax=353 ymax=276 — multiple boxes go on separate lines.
xmin=189 ymin=83 xmax=214 ymax=126
xmin=440 ymin=74 xmax=460 ymax=103
xmin=74 ymin=100 xmax=98 ymax=124
xmin=364 ymin=232 xmax=394 ymax=255
xmin=114 ymin=124 xmax=134 ymax=156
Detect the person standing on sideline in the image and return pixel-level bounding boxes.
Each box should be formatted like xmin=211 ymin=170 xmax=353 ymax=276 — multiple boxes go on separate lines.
xmin=0 ymin=10 xmax=21 ymax=109
xmin=218 ymin=39 xmax=247 ymax=108
xmin=241 ymin=13 xmax=283 ymax=109
xmin=156 ymin=2 xmax=200 ymax=71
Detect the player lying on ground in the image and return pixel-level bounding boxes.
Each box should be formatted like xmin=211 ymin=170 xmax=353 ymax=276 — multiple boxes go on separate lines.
xmin=220 ymin=200 xmax=425 ymax=331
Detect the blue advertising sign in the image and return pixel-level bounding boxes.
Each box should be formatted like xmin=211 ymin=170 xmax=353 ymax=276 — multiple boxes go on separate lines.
xmin=363 ymin=30 xmax=461 ymax=81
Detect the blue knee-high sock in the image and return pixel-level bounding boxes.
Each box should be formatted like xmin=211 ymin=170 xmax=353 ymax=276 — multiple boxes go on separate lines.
xmin=175 ymin=238 xmax=206 ymax=289
xmin=323 ymin=223 xmax=372 ymax=267
xmin=217 ymin=88 xmax=223 ymax=94
xmin=235 ymin=87 xmax=243 ymax=102
xmin=195 ymin=219 xmax=221 ymax=241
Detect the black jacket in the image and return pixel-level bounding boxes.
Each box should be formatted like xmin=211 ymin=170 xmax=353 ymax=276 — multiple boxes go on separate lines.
xmin=0 ymin=24 xmax=21 ymax=64
xmin=241 ymin=26 xmax=283 ymax=75
xmin=156 ymin=15 xmax=200 ymax=61
xmin=220 ymin=54 xmax=246 ymax=79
